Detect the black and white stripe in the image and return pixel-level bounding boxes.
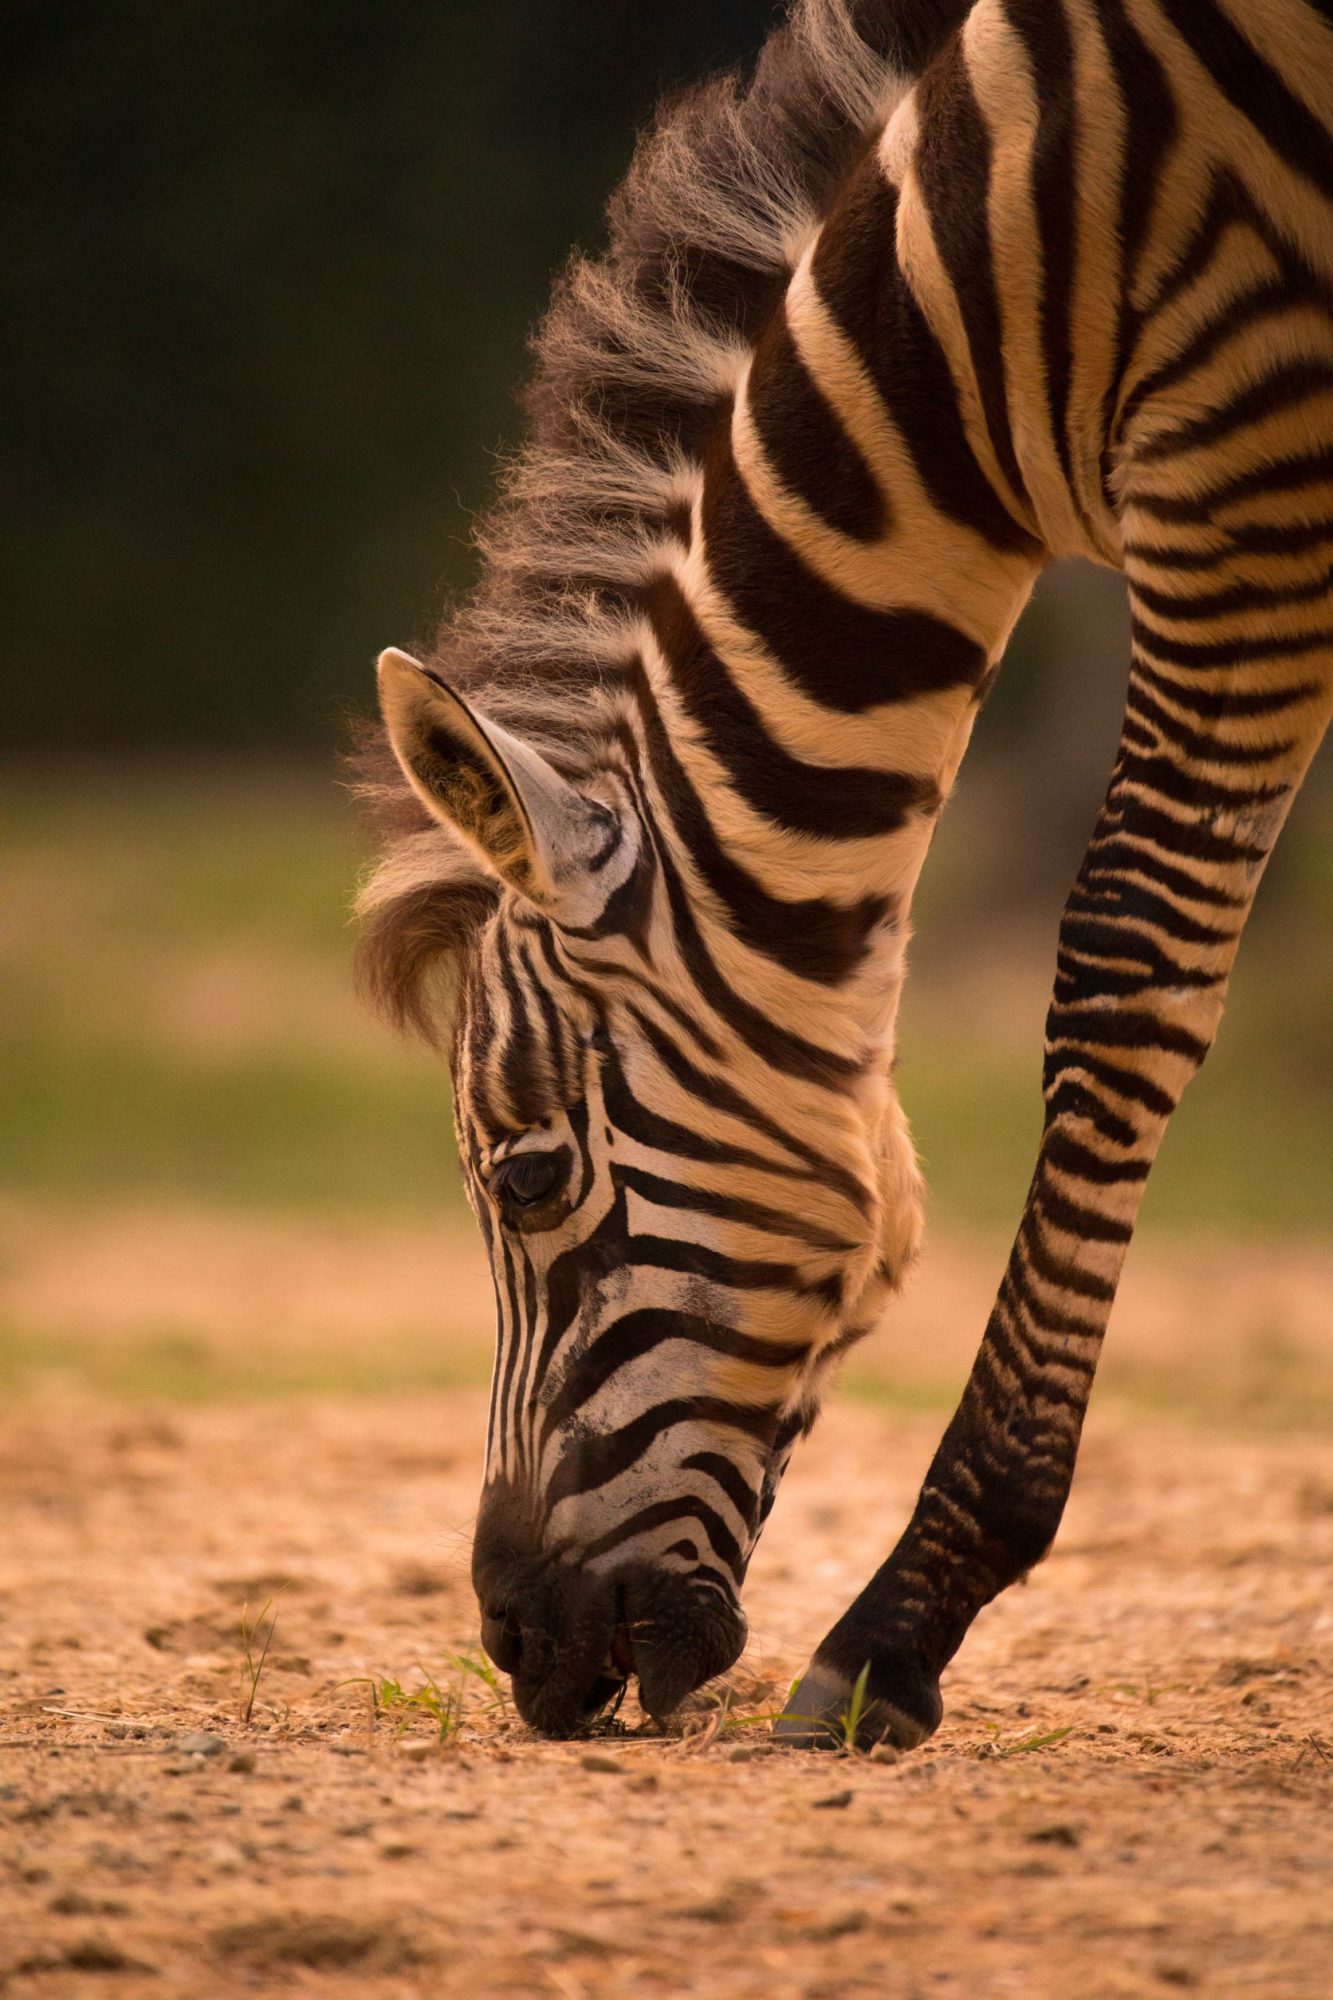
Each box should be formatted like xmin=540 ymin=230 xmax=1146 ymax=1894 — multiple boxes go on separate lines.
xmin=359 ymin=0 xmax=1333 ymax=1740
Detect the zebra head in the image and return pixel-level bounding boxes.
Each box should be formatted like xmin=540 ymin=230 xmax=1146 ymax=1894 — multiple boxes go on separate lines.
xmin=375 ymin=649 xmax=922 ymax=1735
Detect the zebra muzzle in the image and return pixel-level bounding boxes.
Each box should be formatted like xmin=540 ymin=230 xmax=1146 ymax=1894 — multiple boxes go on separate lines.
xmin=475 ymin=1547 xmax=745 ymax=1736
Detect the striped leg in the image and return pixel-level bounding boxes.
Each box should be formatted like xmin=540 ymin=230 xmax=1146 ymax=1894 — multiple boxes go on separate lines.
xmin=779 ymin=554 xmax=1333 ymax=1750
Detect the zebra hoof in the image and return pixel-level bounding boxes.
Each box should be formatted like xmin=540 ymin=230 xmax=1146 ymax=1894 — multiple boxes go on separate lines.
xmin=773 ymin=1665 xmax=940 ymax=1752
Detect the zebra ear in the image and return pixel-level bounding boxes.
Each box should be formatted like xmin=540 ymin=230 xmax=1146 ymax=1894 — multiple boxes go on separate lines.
xmin=376 ymin=648 xmax=611 ymax=904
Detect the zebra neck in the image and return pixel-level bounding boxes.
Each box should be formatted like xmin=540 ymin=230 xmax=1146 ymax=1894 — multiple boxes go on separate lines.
xmin=627 ymin=152 xmax=1045 ymax=1059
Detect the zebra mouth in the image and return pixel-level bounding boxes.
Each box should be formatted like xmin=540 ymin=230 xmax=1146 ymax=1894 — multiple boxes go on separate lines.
xmin=478 ymin=1561 xmax=745 ymax=1737
xmin=588 ymin=1603 xmax=636 ymax=1712
xmin=608 ymin=1616 xmax=636 ymax=1679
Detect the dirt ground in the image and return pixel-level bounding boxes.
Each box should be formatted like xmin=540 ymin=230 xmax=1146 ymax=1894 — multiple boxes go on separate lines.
xmin=4 ymin=1201 xmax=1332 ymax=1423
xmin=3 ymin=1363 xmax=1332 ymax=2000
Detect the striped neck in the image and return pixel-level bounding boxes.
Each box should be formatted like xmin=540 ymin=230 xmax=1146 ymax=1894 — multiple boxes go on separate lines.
xmin=622 ymin=135 xmax=1046 ymax=1069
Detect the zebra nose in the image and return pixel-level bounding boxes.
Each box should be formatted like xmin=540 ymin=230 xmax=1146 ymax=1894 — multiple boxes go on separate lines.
xmin=480 ymin=1604 xmax=524 ymax=1675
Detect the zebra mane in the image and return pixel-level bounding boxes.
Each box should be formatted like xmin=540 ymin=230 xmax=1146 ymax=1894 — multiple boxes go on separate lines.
xmin=356 ymin=0 xmax=961 ymax=1038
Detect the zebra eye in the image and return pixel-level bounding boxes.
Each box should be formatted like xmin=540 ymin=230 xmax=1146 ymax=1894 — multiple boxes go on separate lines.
xmin=490 ymin=1148 xmax=568 ymax=1218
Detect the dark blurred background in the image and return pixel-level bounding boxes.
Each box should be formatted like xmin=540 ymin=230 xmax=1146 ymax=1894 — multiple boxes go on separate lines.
xmin=6 ymin=1 xmax=790 ymax=752
xmin=2 ymin=2 xmax=1328 ymax=1409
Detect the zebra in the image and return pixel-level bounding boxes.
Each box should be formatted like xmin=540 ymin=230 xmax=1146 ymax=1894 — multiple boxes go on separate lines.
xmin=356 ymin=0 xmax=1333 ymax=1744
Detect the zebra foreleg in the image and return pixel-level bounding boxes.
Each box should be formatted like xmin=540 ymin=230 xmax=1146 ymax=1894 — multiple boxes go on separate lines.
xmin=778 ymin=575 xmax=1332 ymax=1750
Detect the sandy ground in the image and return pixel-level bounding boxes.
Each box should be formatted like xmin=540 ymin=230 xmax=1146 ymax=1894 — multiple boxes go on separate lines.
xmin=4 ymin=1200 xmax=1332 ymax=1423
xmin=2 ymin=1367 xmax=1332 ymax=1999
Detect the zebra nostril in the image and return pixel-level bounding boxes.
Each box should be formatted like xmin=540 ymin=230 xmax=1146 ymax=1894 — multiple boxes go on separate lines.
xmin=480 ymin=1606 xmax=524 ymax=1675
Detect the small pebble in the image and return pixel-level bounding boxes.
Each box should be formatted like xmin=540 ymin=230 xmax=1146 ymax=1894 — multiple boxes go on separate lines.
xmin=176 ymin=1731 xmax=225 ymax=1758
xmin=579 ymin=1752 xmax=624 ymax=1774
xmin=227 ymin=1751 xmax=256 ymax=1775
xmin=811 ymin=1789 xmax=853 ymax=1810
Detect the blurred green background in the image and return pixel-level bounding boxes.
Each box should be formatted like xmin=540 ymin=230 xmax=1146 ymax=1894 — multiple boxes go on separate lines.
xmin=3 ymin=3 xmax=1329 ymax=1405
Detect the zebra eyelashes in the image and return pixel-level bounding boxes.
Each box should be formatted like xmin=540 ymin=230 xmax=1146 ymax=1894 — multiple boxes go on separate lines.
xmin=486 ymin=1145 xmax=572 ymax=1229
